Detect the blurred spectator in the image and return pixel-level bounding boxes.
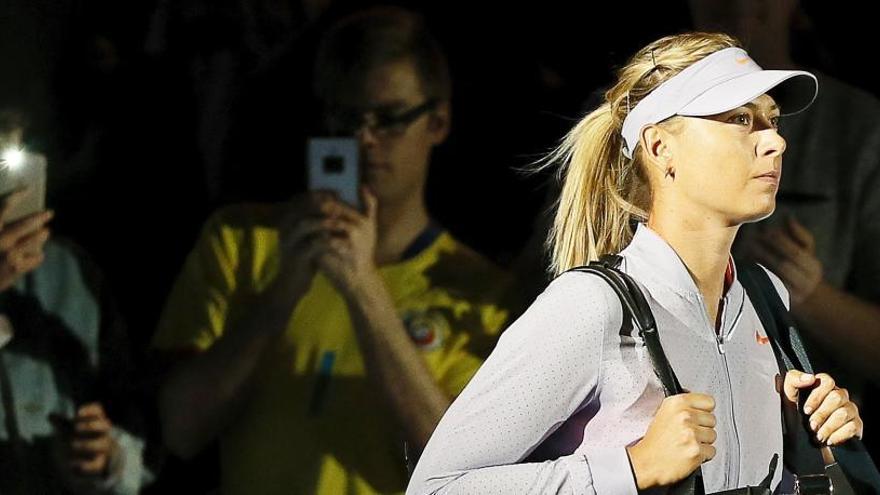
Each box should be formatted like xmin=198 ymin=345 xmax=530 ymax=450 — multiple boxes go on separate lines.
xmin=691 ymin=0 xmax=880 ymax=424
xmin=0 ymin=120 xmax=153 ymax=494
xmin=151 ymin=6 xmax=513 ymax=495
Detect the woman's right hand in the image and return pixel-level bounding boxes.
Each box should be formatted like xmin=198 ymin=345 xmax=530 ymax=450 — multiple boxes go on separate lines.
xmin=626 ymin=392 xmax=718 ymax=489
xmin=0 ymin=189 xmax=53 ymax=292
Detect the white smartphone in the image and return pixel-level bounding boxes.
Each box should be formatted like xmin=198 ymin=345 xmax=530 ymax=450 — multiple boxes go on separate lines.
xmin=0 ymin=150 xmax=47 ymax=224
xmin=307 ymin=137 xmax=361 ymax=210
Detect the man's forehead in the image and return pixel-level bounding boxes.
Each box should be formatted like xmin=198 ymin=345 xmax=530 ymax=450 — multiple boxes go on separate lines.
xmin=331 ymin=97 xmax=418 ymax=113
xmin=327 ymin=60 xmax=427 ymax=110
xmin=360 ymin=60 xmax=425 ymax=104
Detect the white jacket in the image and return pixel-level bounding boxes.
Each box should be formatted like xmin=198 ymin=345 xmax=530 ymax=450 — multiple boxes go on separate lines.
xmin=408 ymin=223 xmax=790 ymax=494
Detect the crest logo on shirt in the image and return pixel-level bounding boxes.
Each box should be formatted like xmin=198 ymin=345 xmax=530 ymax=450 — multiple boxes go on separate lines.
xmin=755 ymin=329 xmax=770 ymax=345
xmin=403 ymin=309 xmax=449 ymax=351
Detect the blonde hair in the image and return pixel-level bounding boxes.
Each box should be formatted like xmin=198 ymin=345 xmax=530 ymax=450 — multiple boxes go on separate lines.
xmin=543 ymin=32 xmax=742 ymax=276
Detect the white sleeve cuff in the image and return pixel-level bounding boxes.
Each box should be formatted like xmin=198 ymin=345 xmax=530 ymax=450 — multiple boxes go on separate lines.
xmin=584 ymin=447 xmax=639 ymax=495
xmin=91 ymin=426 xmax=153 ymax=495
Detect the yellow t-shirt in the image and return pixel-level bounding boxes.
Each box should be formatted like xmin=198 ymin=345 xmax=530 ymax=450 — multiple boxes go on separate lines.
xmin=152 ymin=204 xmax=512 ymax=495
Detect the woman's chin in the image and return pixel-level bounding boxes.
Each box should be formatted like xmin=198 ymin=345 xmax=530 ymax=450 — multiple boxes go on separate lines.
xmin=733 ymin=197 xmax=777 ymax=225
xmin=743 ymin=205 xmax=776 ymax=224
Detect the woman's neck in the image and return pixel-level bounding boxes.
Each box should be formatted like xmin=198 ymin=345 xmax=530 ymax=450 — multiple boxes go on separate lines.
xmin=646 ymin=213 xmax=738 ymax=323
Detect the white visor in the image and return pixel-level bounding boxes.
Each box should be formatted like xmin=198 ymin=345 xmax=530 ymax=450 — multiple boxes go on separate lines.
xmin=620 ymin=47 xmax=818 ymax=159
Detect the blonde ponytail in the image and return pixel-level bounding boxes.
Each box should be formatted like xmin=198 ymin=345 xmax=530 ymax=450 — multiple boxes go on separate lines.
xmin=541 ymin=32 xmax=742 ymax=276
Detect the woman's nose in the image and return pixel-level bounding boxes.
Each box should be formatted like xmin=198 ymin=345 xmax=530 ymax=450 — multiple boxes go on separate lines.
xmin=759 ymin=130 xmax=786 ymax=157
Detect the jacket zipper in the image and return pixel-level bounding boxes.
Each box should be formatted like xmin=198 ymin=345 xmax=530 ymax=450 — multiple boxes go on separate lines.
xmin=699 ymin=294 xmax=741 ymax=487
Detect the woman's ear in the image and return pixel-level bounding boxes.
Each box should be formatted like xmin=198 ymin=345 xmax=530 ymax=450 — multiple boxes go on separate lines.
xmin=640 ymin=125 xmax=672 ymax=168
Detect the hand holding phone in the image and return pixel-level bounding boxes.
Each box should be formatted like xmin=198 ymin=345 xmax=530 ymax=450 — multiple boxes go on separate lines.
xmin=50 ymin=404 xmax=118 ymax=479
xmin=0 ymin=188 xmax=53 ymax=292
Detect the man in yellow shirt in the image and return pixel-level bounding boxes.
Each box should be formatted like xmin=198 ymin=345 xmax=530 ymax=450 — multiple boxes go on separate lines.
xmin=151 ymin=7 xmax=512 ymax=494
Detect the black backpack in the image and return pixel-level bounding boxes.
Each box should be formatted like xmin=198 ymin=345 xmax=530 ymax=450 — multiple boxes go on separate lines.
xmin=569 ymin=255 xmax=880 ymax=495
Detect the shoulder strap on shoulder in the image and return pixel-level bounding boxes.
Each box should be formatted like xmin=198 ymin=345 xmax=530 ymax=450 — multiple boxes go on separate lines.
xmin=567 ymin=255 xmax=704 ymax=495
xmin=567 ymin=255 xmax=683 ymax=396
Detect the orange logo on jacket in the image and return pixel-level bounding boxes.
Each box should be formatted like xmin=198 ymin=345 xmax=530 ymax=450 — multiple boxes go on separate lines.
xmin=755 ymin=330 xmax=770 ymax=345
xmin=736 ymin=57 xmax=752 ymax=65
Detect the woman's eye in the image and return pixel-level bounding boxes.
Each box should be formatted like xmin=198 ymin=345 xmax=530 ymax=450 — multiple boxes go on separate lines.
xmin=729 ymin=113 xmax=751 ymax=126
xmin=770 ymin=116 xmax=780 ymax=128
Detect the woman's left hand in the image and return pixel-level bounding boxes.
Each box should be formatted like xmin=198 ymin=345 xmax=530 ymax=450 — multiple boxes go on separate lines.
xmin=783 ymin=370 xmax=864 ymax=446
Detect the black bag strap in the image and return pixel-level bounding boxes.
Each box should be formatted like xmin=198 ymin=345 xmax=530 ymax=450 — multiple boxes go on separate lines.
xmin=569 ymin=256 xmax=879 ymax=493
xmin=737 ymin=262 xmax=880 ymax=494
xmin=736 ymin=262 xmax=812 ymax=373
xmin=570 ymin=255 xmax=705 ymax=495
xmin=568 ymin=256 xmax=780 ymax=495
xmin=736 ymin=263 xmax=827 ymax=475
xmin=571 ymin=255 xmax=684 ymax=396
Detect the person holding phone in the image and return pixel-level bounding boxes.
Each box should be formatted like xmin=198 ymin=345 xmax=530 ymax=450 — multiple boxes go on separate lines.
xmin=407 ymin=32 xmax=864 ymax=493
xmin=152 ymin=7 xmax=513 ymax=495
xmin=0 ymin=124 xmax=153 ymax=494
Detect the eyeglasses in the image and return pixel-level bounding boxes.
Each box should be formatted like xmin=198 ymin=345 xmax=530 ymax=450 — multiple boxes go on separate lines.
xmin=325 ymin=99 xmax=439 ymax=139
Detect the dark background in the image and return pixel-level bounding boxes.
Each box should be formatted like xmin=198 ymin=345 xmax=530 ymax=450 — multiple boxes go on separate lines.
xmin=0 ymin=1 xmax=876 ymax=491
xmin=2 ymin=0 xmax=869 ymax=353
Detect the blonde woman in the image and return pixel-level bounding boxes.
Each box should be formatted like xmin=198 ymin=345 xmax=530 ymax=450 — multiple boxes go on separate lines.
xmin=406 ymin=32 xmax=866 ymax=494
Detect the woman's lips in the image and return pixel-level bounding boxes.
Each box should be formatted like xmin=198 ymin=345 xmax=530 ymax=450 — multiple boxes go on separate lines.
xmin=754 ymin=171 xmax=779 ymax=185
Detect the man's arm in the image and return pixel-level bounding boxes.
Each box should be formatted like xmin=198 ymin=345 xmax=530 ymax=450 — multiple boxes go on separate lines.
xmin=157 ymin=295 xmax=292 ymax=459
xmin=344 ymin=272 xmax=451 ymax=452
xmin=751 ymin=216 xmax=880 ymax=382
xmin=155 ymin=197 xmax=332 ymax=459
xmin=793 ymin=283 xmax=880 ymax=382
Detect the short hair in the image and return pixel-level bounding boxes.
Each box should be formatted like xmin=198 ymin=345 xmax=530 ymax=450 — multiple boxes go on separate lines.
xmin=313 ymin=6 xmax=451 ymax=105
